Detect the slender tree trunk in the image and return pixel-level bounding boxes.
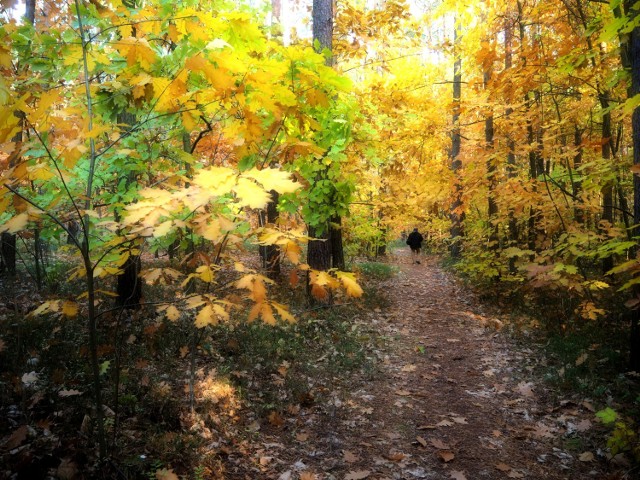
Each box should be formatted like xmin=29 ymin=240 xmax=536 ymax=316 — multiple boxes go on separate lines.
xmin=573 ymin=125 xmax=584 ymax=224
xmin=115 ymin=112 xmax=142 ymax=309
xmin=484 ymin=65 xmax=498 ymax=248
xmin=259 ymin=191 xmax=281 ymax=279
xmin=505 ymin=13 xmax=518 ymax=271
xmin=449 ymin=22 xmax=464 ymax=258
xmin=601 ymin=98 xmax=614 ymax=274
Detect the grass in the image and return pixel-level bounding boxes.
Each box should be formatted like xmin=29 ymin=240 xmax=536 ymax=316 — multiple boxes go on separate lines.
xmin=355 ymin=261 xmax=398 ymax=280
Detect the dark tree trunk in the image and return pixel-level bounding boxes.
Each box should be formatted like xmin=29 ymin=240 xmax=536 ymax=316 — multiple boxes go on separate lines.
xmin=116 ymin=255 xmax=142 ymax=309
xmin=259 ymin=190 xmax=281 ymax=279
xmin=330 ymin=214 xmax=345 ymax=270
xmin=628 ymin=13 xmax=640 ymax=371
xmin=115 ymin=111 xmax=142 ymax=309
xmin=0 ymin=232 xmax=16 ymax=276
xmin=307 ymin=0 xmax=335 ymax=302
xmin=484 ymin=66 xmax=498 ymax=248
xmin=449 ymin=23 xmax=464 ymax=258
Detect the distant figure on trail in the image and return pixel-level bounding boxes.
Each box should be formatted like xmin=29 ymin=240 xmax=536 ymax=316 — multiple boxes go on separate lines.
xmin=406 ymin=228 xmax=424 ymax=264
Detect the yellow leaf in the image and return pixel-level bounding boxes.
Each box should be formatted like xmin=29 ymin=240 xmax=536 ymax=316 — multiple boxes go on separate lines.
xmin=233 ymin=177 xmax=272 ymax=209
xmin=243 ymin=168 xmax=300 ymax=194
xmin=337 ymin=272 xmax=363 ymax=297
xmin=165 ymin=305 xmax=180 ymax=322
xmin=195 ymin=304 xmax=218 ymax=328
xmin=196 ymin=265 xmax=216 ymax=283
xmin=62 ymin=301 xmax=79 ymax=318
xmin=155 ymin=469 xmax=179 ymax=480
xmin=284 ymin=241 xmax=301 ymax=264
xmin=185 ymin=295 xmax=206 ymax=309
xmin=153 ymin=220 xmax=173 ymax=238
xmin=0 ymin=212 xmax=29 ymax=233
xmin=192 ymin=167 xmax=236 ymax=196
xmin=272 ymin=302 xmax=295 ymax=323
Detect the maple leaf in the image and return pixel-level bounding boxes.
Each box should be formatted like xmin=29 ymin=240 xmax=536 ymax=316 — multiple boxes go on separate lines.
xmin=336 ymin=271 xmax=363 ymax=297
xmin=243 ymin=167 xmax=300 ymax=194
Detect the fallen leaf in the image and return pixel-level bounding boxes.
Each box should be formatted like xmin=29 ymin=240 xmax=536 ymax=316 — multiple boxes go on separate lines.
xmin=582 ymin=400 xmax=595 ymax=412
xmin=416 ymin=436 xmax=428 ymax=447
xmin=451 ymin=417 xmax=468 ymax=424
xmin=401 ymin=364 xmax=417 ymax=372
xmin=395 ymin=389 xmax=411 ymax=396
xmin=579 ymin=452 xmax=594 ymax=462
xmin=361 ymin=407 xmax=373 ymax=414
xmin=430 ymin=439 xmax=450 ymax=449
xmin=515 ymin=382 xmax=534 ymax=397
xmin=21 ymin=371 xmax=39 ymax=386
xmin=417 ymin=424 xmax=436 ymax=430
xmin=507 ymin=471 xmax=525 ymax=478
xmin=343 ymin=450 xmax=358 ymax=463
xmin=268 ymin=411 xmax=285 ymax=427
xmin=495 ymin=463 xmax=511 ymax=472
xmin=575 ymin=419 xmax=592 ymax=432
xmin=277 ymin=471 xmax=292 ymax=480
xmin=296 ymin=432 xmax=309 ymax=442
xmin=449 ymin=471 xmax=467 ymax=480
xmin=436 ymin=419 xmax=453 ymax=427
xmin=59 ymin=389 xmax=83 ymax=397
xmin=57 ymin=458 xmax=78 ymax=480
xmin=438 ymin=450 xmax=455 ymax=462
xmin=5 ymin=425 xmax=28 ymax=449
xmin=345 ymin=471 xmax=370 ymax=480
xmin=155 ymin=469 xmax=179 ymax=480
xmin=300 ymin=473 xmax=317 ymax=480
xmin=260 ymin=456 xmax=273 ymax=466
xmin=492 ymin=430 xmax=502 ymax=437
xmin=575 ymin=353 xmax=588 ymax=366
xmin=385 ymin=452 xmax=406 ymax=461
xmin=179 ymin=346 xmax=189 ymax=358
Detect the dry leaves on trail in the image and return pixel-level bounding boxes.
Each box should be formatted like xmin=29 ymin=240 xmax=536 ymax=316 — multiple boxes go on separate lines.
xmin=449 ymin=471 xmax=468 ymax=480
xmin=344 ymin=470 xmax=370 ymax=480
xmin=437 ymin=450 xmax=455 ymax=462
xmin=343 ymin=450 xmax=359 ymax=463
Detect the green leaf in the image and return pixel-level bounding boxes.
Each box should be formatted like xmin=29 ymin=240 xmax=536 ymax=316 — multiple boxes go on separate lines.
xmin=596 ymin=407 xmax=618 ymax=424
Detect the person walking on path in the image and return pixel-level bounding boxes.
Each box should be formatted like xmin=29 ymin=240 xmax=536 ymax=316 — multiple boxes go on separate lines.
xmin=406 ymin=228 xmax=424 ymax=264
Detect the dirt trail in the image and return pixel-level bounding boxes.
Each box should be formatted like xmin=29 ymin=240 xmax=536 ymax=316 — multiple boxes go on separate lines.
xmin=263 ymin=251 xmax=608 ymax=480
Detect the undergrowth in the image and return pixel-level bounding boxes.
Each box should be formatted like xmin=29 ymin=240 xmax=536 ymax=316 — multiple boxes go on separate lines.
xmin=0 ymin=255 xmax=390 ymax=478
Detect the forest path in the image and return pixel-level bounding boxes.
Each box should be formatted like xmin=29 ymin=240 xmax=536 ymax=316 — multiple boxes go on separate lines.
xmin=267 ymin=251 xmax=607 ymax=480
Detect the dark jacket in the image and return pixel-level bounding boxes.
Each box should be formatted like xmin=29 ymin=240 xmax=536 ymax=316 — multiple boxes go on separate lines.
xmin=406 ymin=231 xmax=423 ymax=249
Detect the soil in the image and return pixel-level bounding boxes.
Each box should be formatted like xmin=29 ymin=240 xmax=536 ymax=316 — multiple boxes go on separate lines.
xmin=250 ymin=251 xmax=617 ymax=480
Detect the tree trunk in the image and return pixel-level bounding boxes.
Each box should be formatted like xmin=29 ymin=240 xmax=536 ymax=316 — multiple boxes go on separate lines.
xmin=627 ymin=12 xmax=640 ymax=370
xmin=449 ymin=22 xmax=464 ymax=258
xmin=259 ymin=190 xmax=281 ymax=279
xmin=307 ymin=0 xmax=335 ymax=301
xmin=484 ymin=65 xmax=498 ymax=248
xmin=0 ymin=232 xmax=16 ymax=276
xmin=573 ymin=125 xmax=584 ymax=224
xmin=115 ymin=111 xmax=142 ymax=309
xmin=330 ymin=214 xmax=345 ymax=270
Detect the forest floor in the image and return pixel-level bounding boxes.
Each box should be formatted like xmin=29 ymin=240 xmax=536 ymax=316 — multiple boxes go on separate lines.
xmin=248 ymin=250 xmax=619 ymax=480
